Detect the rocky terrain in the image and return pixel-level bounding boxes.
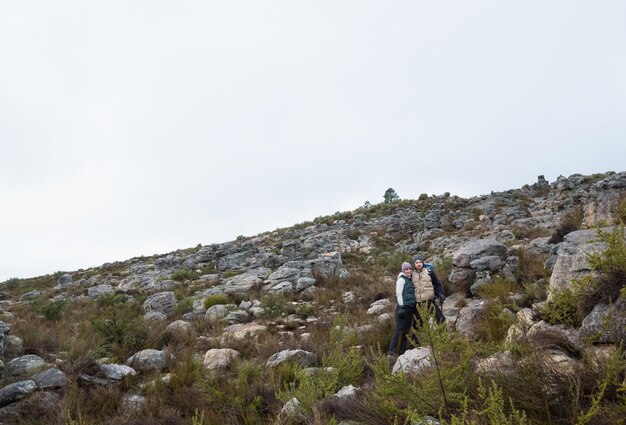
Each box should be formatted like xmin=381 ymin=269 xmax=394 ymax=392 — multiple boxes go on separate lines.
xmin=0 ymin=171 xmax=625 ymax=424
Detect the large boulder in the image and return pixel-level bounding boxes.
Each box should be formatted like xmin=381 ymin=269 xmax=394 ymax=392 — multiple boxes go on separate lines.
xmin=203 ymin=349 xmax=240 ymax=371
xmin=143 ymin=292 xmax=177 ymax=316
xmin=447 ymin=238 xmax=509 ymax=293
xmin=453 ymin=239 xmax=508 ymax=268
xmin=392 ymin=347 xmax=433 ymax=375
xmin=32 ymin=368 xmax=68 ymax=389
xmin=126 ymin=349 xmax=166 ymax=373
xmin=580 ymin=297 xmax=626 ymax=344
xmin=223 ymin=273 xmax=263 ymax=294
xmin=0 ymin=380 xmax=37 ymax=407
xmin=0 ymin=322 xmax=11 ymax=358
xmin=454 ymin=299 xmax=487 ymax=340
xmin=266 ymin=349 xmax=316 ymax=368
xmin=221 ymin=322 xmax=267 ymax=341
xmin=547 ymin=228 xmax=621 ymax=297
xmin=584 ymin=172 xmax=626 ymax=227
xmin=7 ymin=355 xmax=45 ymax=377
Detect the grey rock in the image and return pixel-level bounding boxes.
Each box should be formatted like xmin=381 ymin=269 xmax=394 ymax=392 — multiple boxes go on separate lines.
xmin=143 ymin=291 xmax=177 ymax=316
xmin=453 ymin=239 xmax=508 ymax=268
xmin=447 ymin=268 xmax=476 ymax=293
xmin=165 ymin=320 xmax=193 ymax=335
xmin=221 ymin=322 xmax=267 ymax=341
xmin=19 ymin=290 xmax=41 ymax=301
xmin=264 ymin=281 xmax=294 ymax=294
xmin=98 ymin=363 xmax=136 ymax=381
xmin=474 ymin=351 xmax=515 ymax=375
xmin=121 ymin=394 xmax=147 ymax=415
xmin=265 ymin=267 xmax=301 ymax=285
xmin=223 ymin=273 xmax=263 ymax=294
xmin=342 ymin=291 xmax=356 ymax=304
xmin=470 ymin=255 xmax=502 ymax=271
xmin=205 ymin=304 xmax=234 ymax=322
xmin=455 ymin=299 xmax=487 ymax=340
xmin=144 ymin=311 xmax=167 ymax=321
xmin=470 ymin=270 xmax=494 ymax=295
xmin=392 ymin=347 xmax=433 ymax=375
xmin=279 ymin=397 xmax=305 ymax=422
xmin=295 ymin=277 xmax=317 ymax=291
xmin=548 ymin=228 xmax=619 ymax=296
xmin=4 ymin=335 xmax=23 ymax=358
xmin=87 ymin=284 xmax=115 ymax=298
xmin=192 ymin=298 xmax=207 ymax=314
xmin=203 ymin=348 xmax=240 ymax=371
xmin=57 ymin=273 xmax=73 ymax=285
xmin=580 ymin=297 xmax=626 ymax=344
xmin=126 ymin=349 xmax=166 ymax=373
xmin=7 ymin=355 xmax=45 ymax=376
xmin=0 ymin=380 xmax=37 ymax=407
xmin=584 ymin=172 xmax=626 ymax=227
xmin=333 ymin=384 xmax=359 ymax=399
xmin=266 ymin=349 xmax=316 ymax=368
xmin=32 ymin=368 xmax=68 ymax=389
xmin=367 ymin=299 xmax=392 ymax=315
xmin=223 ymin=310 xmax=249 ymax=325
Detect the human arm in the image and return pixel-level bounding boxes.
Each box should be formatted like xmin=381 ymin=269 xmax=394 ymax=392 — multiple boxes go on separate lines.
xmin=396 ymin=276 xmax=405 ymax=307
xmin=429 ymin=268 xmax=446 ymax=302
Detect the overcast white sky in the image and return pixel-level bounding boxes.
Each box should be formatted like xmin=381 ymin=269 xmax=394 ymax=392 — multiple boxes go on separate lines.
xmin=1 ymin=1 xmax=625 ymax=281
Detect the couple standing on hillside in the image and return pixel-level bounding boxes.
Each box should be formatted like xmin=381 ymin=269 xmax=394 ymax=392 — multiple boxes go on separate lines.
xmin=388 ymin=254 xmax=446 ymax=355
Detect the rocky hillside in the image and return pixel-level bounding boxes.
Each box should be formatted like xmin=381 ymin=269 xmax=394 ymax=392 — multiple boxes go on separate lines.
xmin=0 ymin=171 xmax=625 ymax=424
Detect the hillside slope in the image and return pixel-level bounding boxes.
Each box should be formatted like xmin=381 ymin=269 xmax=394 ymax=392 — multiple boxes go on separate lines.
xmin=1 ymin=171 xmax=625 ymax=424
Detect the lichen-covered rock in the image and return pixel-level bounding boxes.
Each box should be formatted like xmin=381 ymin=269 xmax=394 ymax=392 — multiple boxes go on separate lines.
xmin=392 ymin=347 xmax=433 ymax=375
xmin=7 ymin=355 xmax=45 ymax=377
xmin=266 ymin=349 xmax=316 ymax=368
xmin=32 ymin=368 xmax=68 ymax=389
xmin=126 ymin=349 xmax=166 ymax=373
xmin=580 ymin=297 xmax=626 ymax=344
xmin=203 ymin=348 xmax=240 ymax=371
xmin=0 ymin=380 xmax=37 ymax=407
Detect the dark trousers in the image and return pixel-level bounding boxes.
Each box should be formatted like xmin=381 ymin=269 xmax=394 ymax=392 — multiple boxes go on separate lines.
xmin=414 ymin=300 xmax=445 ymax=326
xmin=388 ymin=305 xmax=416 ymax=355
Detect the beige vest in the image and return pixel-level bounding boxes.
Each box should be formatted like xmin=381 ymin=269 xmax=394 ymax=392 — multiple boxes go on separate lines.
xmin=412 ymin=269 xmax=435 ymax=302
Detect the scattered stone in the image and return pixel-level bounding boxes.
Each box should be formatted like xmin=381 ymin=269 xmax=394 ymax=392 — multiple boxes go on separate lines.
xmin=203 ymin=348 xmax=240 ymax=371
xmin=126 ymin=349 xmax=166 ymax=373
xmin=7 ymin=355 xmax=45 ymax=377
xmin=32 ymin=368 xmax=68 ymax=389
xmin=266 ymin=349 xmax=316 ymax=368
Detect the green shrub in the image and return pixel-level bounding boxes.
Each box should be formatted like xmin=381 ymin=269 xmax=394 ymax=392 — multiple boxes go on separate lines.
xmin=175 ymin=297 xmax=194 ymax=316
xmin=588 ymin=225 xmax=626 ymax=283
xmin=475 ymin=276 xmax=520 ymax=306
xmin=91 ymin=300 xmax=148 ymax=358
xmin=203 ymin=294 xmax=231 ymax=309
xmin=2 ymin=277 xmax=20 ymax=289
xmin=540 ymin=288 xmax=580 ymax=327
xmin=171 ymin=268 xmax=199 ymax=282
xmin=96 ymin=293 xmax=131 ymax=307
xmin=375 ymin=251 xmax=410 ymax=276
xmin=514 ymin=247 xmax=550 ymax=285
xmin=261 ymin=293 xmax=289 ymax=319
xmin=474 ymin=301 xmax=517 ymax=343
xmin=444 ymin=379 xmax=527 ymax=425
xmin=295 ymin=303 xmax=314 ymax=319
xmin=39 ymin=300 xmax=66 ymax=321
xmin=617 ymin=198 xmax=626 ymax=224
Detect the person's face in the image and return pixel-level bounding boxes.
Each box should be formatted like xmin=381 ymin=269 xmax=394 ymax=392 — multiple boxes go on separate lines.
xmin=403 ymin=268 xmax=412 ymax=276
xmin=414 ymin=260 xmax=424 ymax=270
